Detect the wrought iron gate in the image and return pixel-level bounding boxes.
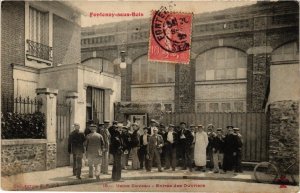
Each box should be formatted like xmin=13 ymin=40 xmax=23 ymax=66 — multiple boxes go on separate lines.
xmin=56 ymin=101 xmax=71 ymax=167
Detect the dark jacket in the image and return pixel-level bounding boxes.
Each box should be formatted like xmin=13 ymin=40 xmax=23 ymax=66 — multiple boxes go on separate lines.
xmin=110 ymin=131 xmax=125 ymax=154
xmin=178 ymin=129 xmax=194 ymax=148
xmin=139 ymin=134 xmax=150 ymax=147
xmin=131 ymin=130 xmax=140 ymax=148
xmin=211 ymin=135 xmax=225 ymax=153
xmin=121 ymin=131 xmax=132 ymax=150
xmin=68 ymin=130 xmax=85 ymax=154
xmin=223 ymin=133 xmax=239 ymax=154
xmin=163 ymin=131 xmax=178 ymax=148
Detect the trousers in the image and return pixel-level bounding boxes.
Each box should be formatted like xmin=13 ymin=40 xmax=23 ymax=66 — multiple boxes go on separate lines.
xmin=101 ymin=150 xmax=109 ymax=174
xmin=72 ymin=153 xmax=83 ymax=177
xmin=212 ymin=151 xmax=224 ymax=172
xmin=148 ymin=148 xmax=162 ymax=171
xmin=88 ymin=156 xmax=102 ymax=177
xmin=112 ymin=152 xmax=122 ymax=181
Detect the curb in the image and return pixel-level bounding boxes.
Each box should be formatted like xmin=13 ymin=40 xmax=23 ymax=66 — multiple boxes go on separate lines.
xmin=11 ymin=175 xmax=256 ymax=191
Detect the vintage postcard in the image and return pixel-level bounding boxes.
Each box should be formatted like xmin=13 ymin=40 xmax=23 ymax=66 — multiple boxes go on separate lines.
xmin=1 ymin=0 xmax=299 ymax=193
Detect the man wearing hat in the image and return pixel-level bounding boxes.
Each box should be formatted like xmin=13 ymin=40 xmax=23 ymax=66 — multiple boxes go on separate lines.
xmin=131 ymin=122 xmax=141 ymax=170
xmin=233 ymin=127 xmax=243 ymax=173
xmin=163 ymin=124 xmax=178 ymax=171
xmin=68 ymin=123 xmax=85 ymax=179
xmin=189 ymin=124 xmax=196 ymax=167
xmin=121 ymin=125 xmax=132 ymax=169
xmin=111 ymin=123 xmax=125 ymax=181
xmin=86 ymin=124 xmax=105 ymax=181
xmin=138 ymin=127 xmax=150 ymax=171
xmin=194 ymin=125 xmax=208 ymax=172
xmin=211 ymin=128 xmax=225 ymax=173
xmin=178 ymin=122 xmax=194 ymax=171
xmin=108 ymin=121 xmax=118 ymax=165
xmin=206 ymin=124 xmax=216 ymax=170
xmin=149 ymin=119 xmax=159 ymax=136
xmin=100 ymin=120 xmax=111 ymax=174
xmin=222 ymin=126 xmax=239 ymax=173
xmin=147 ymin=127 xmax=164 ymax=172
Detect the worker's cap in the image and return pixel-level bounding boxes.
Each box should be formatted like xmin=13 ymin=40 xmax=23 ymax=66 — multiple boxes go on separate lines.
xmin=233 ymin=128 xmax=240 ymax=131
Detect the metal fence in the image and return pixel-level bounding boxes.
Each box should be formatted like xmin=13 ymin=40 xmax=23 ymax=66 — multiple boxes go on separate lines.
xmin=1 ymin=95 xmax=43 ymax=114
xmin=161 ymin=112 xmax=268 ymax=162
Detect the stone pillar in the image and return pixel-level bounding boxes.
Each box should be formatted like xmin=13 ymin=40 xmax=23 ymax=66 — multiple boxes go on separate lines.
xmin=268 ymin=100 xmax=299 ymax=173
xmin=247 ymin=16 xmax=271 ymax=112
xmin=36 ymin=88 xmax=58 ymax=170
xmin=66 ymin=91 xmax=78 ymax=127
xmin=175 ymin=61 xmax=195 ymax=113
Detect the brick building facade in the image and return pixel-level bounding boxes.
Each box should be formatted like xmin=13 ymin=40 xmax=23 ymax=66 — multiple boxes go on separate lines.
xmin=81 ymin=1 xmax=298 ymax=124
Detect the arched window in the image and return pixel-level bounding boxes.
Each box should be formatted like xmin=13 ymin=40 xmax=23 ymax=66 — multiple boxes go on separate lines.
xmin=195 ymin=47 xmax=247 ymax=112
xmin=82 ymin=58 xmax=115 ymax=74
xmin=132 ymin=55 xmax=175 ymax=84
xmin=196 ymin=47 xmax=247 ymax=81
xmin=272 ymin=41 xmax=299 ymax=62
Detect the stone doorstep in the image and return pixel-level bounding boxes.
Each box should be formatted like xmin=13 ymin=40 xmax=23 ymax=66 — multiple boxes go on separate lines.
xmin=7 ymin=175 xmax=256 ymax=191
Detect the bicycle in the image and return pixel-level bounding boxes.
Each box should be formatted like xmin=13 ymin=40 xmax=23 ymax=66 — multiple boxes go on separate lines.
xmin=253 ymin=157 xmax=298 ymax=185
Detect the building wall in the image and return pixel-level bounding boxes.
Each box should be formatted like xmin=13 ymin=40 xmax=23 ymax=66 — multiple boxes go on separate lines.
xmin=1 ymin=1 xmax=25 ymax=100
xmin=81 ymin=1 xmax=299 ymax=115
xmin=53 ymin=14 xmax=81 ymax=66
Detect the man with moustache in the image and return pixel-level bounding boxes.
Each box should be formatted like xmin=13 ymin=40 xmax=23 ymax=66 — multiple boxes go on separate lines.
xmin=100 ymin=120 xmax=111 ymax=174
xmin=111 ymin=123 xmax=125 ymax=181
xmin=178 ymin=122 xmax=194 ymax=172
xmin=138 ymin=127 xmax=150 ymax=171
xmin=147 ymin=127 xmax=164 ymax=172
xmin=163 ymin=124 xmax=178 ymax=171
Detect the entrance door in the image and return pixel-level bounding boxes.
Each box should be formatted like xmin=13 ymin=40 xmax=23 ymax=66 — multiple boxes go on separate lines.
xmin=86 ymin=87 xmax=105 ymax=125
xmin=129 ymin=114 xmax=147 ymax=135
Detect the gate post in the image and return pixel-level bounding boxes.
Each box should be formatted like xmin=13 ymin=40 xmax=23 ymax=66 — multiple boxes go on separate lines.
xmin=66 ymin=91 xmax=78 ymax=128
xmin=36 ymin=88 xmax=58 ymax=170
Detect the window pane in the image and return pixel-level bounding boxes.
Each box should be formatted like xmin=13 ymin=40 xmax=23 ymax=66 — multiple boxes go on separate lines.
xmin=196 ymin=103 xmax=206 ymax=112
xmin=234 ymin=101 xmax=244 ymax=112
xmin=221 ymin=103 xmax=231 ymax=112
xmin=209 ymin=103 xmax=219 ymax=112
xmin=166 ymin=63 xmax=175 ymax=82
xmin=164 ymin=104 xmax=172 ymax=112
xmin=148 ymin=62 xmax=157 ymax=83
xmin=157 ymin=63 xmax=166 ymax=83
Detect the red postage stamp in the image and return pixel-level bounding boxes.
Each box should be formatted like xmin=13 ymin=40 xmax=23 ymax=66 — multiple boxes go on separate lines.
xmin=149 ymin=7 xmax=193 ymax=64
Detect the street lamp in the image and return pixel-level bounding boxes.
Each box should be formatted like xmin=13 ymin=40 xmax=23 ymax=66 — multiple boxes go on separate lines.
xmin=120 ymin=51 xmax=127 ymax=69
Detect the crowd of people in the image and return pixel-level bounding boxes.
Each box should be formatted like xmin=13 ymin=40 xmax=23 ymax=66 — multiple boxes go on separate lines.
xmin=68 ymin=119 xmax=243 ymax=181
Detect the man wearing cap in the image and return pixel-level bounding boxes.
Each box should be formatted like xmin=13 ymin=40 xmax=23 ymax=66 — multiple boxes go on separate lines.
xmin=131 ymin=122 xmax=141 ymax=170
xmin=189 ymin=124 xmax=196 ymax=167
xmin=86 ymin=124 xmax=105 ymax=181
xmin=111 ymin=123 xmax=125 ymax=181
xmin=206 ymin=124 xmax=216 ymax=170
xmin=222 ymin=126 xmax=239 ymax=173
xmin=138 ymin=127 xmax=150 ymax=171
xmin=147 ymin=127 xmax=164 ymax=172
xmin=121 ymin=125 xmax=131 ymax=169
xmin=100 ymin=120 xmax=111 ymax=174
xmin=178 ymin=122 xmax=194 ymax=171
xmin=211 ymin=128 xmax=225 ymax=173
xmin=149 ymin=119 xmax=159 ymax=136
xmin=108 ymin=121 xmax=118 ymax=165
xmin=233 ymin=127 xmax=243 ymax=173
xmin=163 ymin=124 xmax=178 ymax=171
xmin=68 ymin=123 xmax=85 ymax=179
xmin=194 ymin=125 xmax=209 ymax=172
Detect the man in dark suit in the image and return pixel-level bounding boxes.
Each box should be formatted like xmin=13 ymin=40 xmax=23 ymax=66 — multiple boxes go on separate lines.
xmin=138 ymin=127 xmax=150 ymax=171
xmin=178 ymin=122 xmax=194 ymax=172
xmin=163 ymin=124 xmax=178 ymax=171
xmin=147 ymin=127 xmax=164 ymax=172
xmin=68 ymin=123 xmax=85 ymax=179
xmin=222 ymin=126 xmax=239 ymax=173
xmin=111 ymin=123 xmax=125 ymax=181
xmin=233 ymin=127 xmax=243 ymax=173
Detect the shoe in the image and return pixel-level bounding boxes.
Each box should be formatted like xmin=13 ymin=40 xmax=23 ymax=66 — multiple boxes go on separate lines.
xmin=189 ymin=168 xmax=193 ymax=172
xmin=89 ymin=175 xmax=93 ymax=178
xmin=96 ymin=176 xmax=100 ymax=181
xmin=213 ymin=170 xmax=219 ymax=173
xmin=220 ymin=171 xmax=226 ymax=174
xmin=146 ymin=170 xmax=151 ymax=172
xmin=164 ymin=167 xmax=170 ymax=170
xmin=73 ymin=173 xmax=76 ymax=176
xmin=181 ymin=167 xmax=187 ymax=170
xmin=172 ymin=168 xmax=175 ymax=171
xmin=76 ymin=176 xmax=81 ymax=180
xmin=158 ymin=169 xmax=163 ymax=172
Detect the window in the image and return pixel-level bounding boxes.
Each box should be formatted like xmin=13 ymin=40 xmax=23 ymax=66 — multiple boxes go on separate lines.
xmin=221 ymin=103 xmax=231 ymax=112
xmin=234 ymin=101 xmax=244 ymax=112
xmin=196 ymin=47 xmax=247 ymax=81
xmin=132 ymin=55 xmax=175 ymax=84
xmin=86 ymin=87 xmax=105 ymax=125
xmin=209 ymin=103 xmax=219 ymax=112
xmin=196 ymin=103 xmax=206 ymax=112
xmin=164 ymin=104 xmax=173 ymax=112
xmin=29 ymin=7 xmax=49 ymax=45
xmin=82 ymin=58 xmax=115 ymax=74
xmin=272 ymin=42 xmax=299 ymax=62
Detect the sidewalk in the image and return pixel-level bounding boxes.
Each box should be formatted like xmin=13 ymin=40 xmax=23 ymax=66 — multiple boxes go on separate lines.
xmin=1 ymin=165 xmax=255 ymax=191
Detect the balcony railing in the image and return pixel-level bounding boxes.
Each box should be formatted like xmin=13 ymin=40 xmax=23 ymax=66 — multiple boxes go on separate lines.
xmin=26 ymin=40 xmax=52 ymax=64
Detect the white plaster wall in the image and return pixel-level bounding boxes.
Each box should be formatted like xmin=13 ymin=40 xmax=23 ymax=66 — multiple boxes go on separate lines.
xmin=269 ymin=63 xmax=300 ymax=103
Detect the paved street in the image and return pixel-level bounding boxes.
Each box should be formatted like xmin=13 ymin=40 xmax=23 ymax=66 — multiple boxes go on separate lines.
xmin=45 ymin=179 xmax=299 ymax=192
